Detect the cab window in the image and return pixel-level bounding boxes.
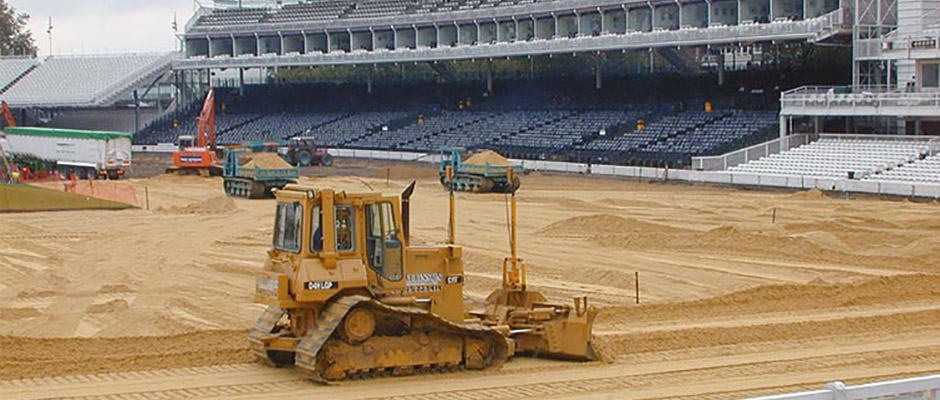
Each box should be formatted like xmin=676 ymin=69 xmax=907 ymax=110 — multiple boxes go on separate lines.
xmin=335 ymin=205 xmax=355 ymax=252
xmin=273 ymin=202 xmax=303 ymax=252
xmin=309 ymin=205 xmax=322 ymax=252
xmin=366 ymin=202 xmax=402 ymax=281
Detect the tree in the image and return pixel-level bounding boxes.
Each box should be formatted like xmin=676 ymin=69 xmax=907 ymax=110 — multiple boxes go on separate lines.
xmin=0 ymin=0 xmax=36 ymax=56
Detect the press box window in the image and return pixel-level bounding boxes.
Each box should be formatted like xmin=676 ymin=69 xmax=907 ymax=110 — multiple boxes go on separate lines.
xmin=273 ymin=202 xmax=303 ymax=252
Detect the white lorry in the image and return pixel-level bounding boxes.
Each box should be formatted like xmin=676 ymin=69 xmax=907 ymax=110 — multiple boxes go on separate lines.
xmin=2 ymin=127 xmax=132 ymax=179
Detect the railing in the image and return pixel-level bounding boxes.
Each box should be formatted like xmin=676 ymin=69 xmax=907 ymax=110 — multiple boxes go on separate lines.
xmin=692 ymin=134 xmax=811 ymax=171
xmin=780 ymin=85 xmax=940 ymax=115
xmin=746 ymin=375 xmax=940 ymax=400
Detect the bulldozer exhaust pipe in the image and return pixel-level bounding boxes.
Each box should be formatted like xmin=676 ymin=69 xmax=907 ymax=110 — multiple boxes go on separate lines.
xmin=401 ymin=181 xmax=416 ymax=245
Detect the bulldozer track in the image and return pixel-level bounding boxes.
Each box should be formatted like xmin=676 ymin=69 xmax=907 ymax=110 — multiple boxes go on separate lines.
xmin=293 ymin=295 xmax=510 ymax=382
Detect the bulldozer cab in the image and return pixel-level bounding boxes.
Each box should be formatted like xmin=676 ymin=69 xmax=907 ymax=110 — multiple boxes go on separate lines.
xmin=259 ymin=183 xmax=468 ymax=323
xmin=270 ymin=186 xmax=406 ymax=294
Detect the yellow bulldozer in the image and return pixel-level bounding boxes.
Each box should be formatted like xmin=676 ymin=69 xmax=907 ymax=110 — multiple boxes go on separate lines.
xmin=250 ymin=170 xmax=597 ymax=382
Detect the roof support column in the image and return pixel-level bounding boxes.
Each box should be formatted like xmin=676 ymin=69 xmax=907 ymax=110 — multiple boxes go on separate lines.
xmin=206 ymin=35 xmax=213 ymax=58
xmin=705 ymin=0 xmax=712 ymax=26
xmin=737 ymin=0 xmax=742 ymax=24
xmin=532 ymin=15 xmax=538 ymax=39
xmin=301 ymin=30 xmax=307 ymax=54
xmin=676 ymin=0 xmax=683 ymax=28
xmin=575 ymin=10 xmax=581 ymax=36
xmin=594 ymin=53 xmax=603 ymax=89
xmin=495 ymin=18 xmax=501 ymax=42
xmin=486 ymin=59 xmax=494 ymax=94
xmin=598 ymin=7 xmax=605 ymax=33
xmin=552 ymin=12 xmax=558 ymax=38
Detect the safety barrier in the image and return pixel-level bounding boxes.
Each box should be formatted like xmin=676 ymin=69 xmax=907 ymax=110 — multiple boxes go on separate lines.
xmin=746 ymin=375 xmax=940 ymax=400
xmin=692 ymin=134 xmax=812 ymax=171
xmin=319 ymin=147 xmax=940 ymax=199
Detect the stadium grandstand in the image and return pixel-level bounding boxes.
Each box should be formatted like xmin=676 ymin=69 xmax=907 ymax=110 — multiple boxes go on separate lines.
xmin=0 ymin=53 xmax=175 ymax=133
xmin=2 ymin=0 xmax=938 ymax=196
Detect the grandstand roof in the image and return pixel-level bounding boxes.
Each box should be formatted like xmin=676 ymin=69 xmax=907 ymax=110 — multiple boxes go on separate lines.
xmin=0 ymin=53 xmax=176 ymax=109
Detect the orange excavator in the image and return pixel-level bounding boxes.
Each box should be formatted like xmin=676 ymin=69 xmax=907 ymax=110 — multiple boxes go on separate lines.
xmin=169 ymin=89 xmax=222 ymax=176
xmin=2 ymin=101 xmax=16 ymax=128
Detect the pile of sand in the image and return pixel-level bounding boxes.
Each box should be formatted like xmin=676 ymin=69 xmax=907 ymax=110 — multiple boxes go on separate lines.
xmin=538 ymin=214 xmax=684 ymax=236
xmin=242 ymin=153 xmax=293 ymax=169
xmin=464 ymin=150 xmax=511 ymax=166
xmin=158 ymin=196 xmax=238 ymax=214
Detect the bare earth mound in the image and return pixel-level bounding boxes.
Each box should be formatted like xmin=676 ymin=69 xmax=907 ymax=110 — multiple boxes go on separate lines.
xmin=538 ymin=213 xmax=687 ymax=236
xmin=158 ymin=195 xmax=238 ymax=214
xmin=2 ymin=171 xmax=940 ymax=399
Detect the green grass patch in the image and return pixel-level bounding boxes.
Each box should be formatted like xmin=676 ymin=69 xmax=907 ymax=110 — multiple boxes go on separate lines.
xmin=0 ymin=184 xmax=134 ymax=212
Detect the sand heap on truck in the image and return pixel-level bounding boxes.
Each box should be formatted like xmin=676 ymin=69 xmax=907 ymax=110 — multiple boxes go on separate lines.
xmin=464 ymin=150 xmax=512 ymax=166
xmin=240 ymin=153 xmax=294 ymax=169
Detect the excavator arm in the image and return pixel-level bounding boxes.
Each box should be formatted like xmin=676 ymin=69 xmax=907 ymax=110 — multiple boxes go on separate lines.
xmin=195 ymin=88 xmax=215 ymax=149
xmin=2 ymin=101 xmax=16 ymax=128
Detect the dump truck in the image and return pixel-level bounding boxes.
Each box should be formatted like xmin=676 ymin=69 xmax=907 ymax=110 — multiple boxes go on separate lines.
xmin=222 ymin=148 xmax=299 ymax=199
xmin=2 ymin=127 xmax=132 ymax=180
xmin=241 ymin=138 xmax=333 ymax=167
xmin=250 ymin=170 xmax=596 ymax=382
xmin=439 ymin=148 xmax=521 ymax=193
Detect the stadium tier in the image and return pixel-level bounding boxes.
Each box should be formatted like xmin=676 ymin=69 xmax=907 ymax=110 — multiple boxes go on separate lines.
xmin=728 ymin=137 xmax=931 ymax=179
xmin=0 ymin=57 xmax=39 ymax=93
xmin=178 ymin=0 xmax=844 ymax=69
xmin=0 ymin=53 xmax=174 ymax=108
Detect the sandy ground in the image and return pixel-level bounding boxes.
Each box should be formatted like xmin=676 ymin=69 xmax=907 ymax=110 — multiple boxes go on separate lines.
xmin=1 ymin=159 xmax=939 ymax=399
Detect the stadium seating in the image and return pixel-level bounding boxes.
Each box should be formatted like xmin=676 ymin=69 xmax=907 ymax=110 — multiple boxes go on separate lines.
xmin=729 ymin=138 xmax=930 ymax=179
xmin=865 ymin=154 xmax=940 ymax=184
xmin=1 ymin=53 xmax=173 ymax=108
xmin=0 ymin=58 xmax=38 ymax=92
xmin=574 ymin=109 xmax=777 ymax=166
xmin=193 ymin=0 xmax=560 ymax=27
xmin=137 ymin=79 xmax=780 ymax=168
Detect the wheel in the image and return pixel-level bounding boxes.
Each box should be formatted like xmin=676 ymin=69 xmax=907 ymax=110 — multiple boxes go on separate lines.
xmin=320 ymin=154 xmax=333 ymax=167
xmin=339 ymin=307 xmax=375 ymax=345
xmin=296 ymin=150 xmax=313 ymax=167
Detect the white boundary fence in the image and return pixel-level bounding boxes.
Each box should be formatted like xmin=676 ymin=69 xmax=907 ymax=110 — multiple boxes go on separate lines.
xmin=132 ymin=144 xmax=940 ymax=199
xmin=323 ymin=148 xmax=940 ymax=199
xmin=746 ymin=375 xmax=940 ymax=400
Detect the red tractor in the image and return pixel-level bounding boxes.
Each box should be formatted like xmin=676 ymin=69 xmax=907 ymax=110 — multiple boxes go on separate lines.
xmin=241 ymin=137 xmax=333 ymax=167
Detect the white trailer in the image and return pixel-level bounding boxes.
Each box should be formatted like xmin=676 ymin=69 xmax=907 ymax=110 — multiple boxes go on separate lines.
xmin=2 ymin=127 xmax=132 ymax=179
